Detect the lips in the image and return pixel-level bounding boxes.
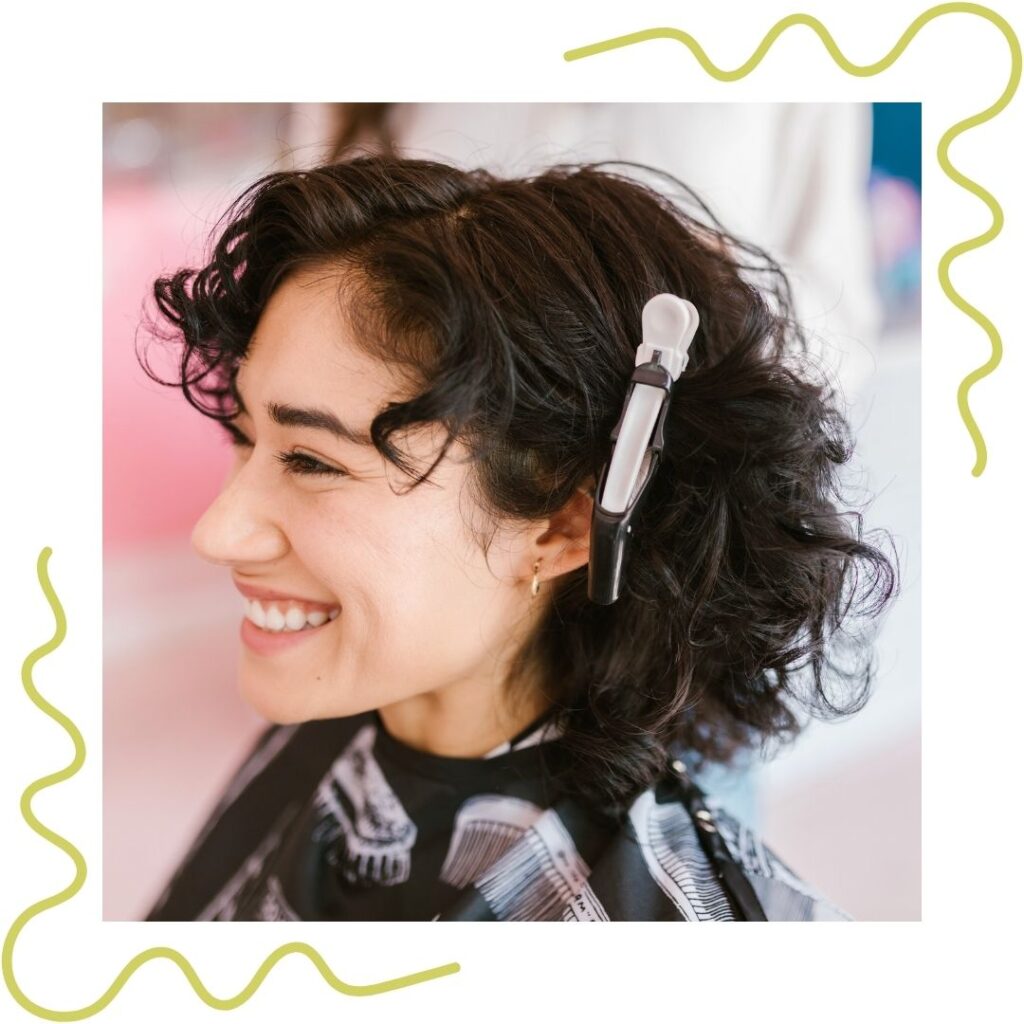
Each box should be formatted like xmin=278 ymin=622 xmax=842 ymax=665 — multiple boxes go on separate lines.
xmin=232 ymin=577 xmax=341 ymax=613
xmin=239 ymin=613 xmax=336 ymax=655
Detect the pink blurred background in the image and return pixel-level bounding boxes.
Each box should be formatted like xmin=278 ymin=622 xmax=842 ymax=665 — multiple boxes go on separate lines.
xmin=103 ymin=107 xmax=294 ymax=922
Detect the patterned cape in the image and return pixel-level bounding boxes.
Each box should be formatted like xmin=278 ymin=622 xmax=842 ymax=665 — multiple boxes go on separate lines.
xmin=145 ymin=708 xmax=850 ymax=922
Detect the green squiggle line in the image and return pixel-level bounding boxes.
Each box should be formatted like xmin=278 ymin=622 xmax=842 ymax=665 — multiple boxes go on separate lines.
xmin=2 ymin=547 xmax=460 ymax=1021
xmin=565 ymin=3 xmax=1020 ymax=477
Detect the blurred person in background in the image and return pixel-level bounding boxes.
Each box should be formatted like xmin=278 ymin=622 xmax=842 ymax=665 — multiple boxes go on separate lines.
xmin=297 ymin=103 xmax=882 ymax=393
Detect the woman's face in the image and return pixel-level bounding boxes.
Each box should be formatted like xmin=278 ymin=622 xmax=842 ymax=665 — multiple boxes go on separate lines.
xmin=190 ymin=266 xmax=545 ymax=726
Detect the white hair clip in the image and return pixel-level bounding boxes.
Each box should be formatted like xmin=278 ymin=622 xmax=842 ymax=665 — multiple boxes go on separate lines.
xmin=587 ymin=294 xmax=700 ymax=605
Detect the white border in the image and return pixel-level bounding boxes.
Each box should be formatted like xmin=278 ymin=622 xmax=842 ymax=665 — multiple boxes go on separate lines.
xmin=3 ymin=1 xmax=1021 ymax=1020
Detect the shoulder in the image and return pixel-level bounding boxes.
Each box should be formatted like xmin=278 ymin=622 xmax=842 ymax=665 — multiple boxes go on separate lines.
xmin=146 ymin=713 xmax=371 ymax=920
xmin=701 ymin=795 xmax=853 ymax=922
xmin=190 ymin=712 xmax=373 ymax=839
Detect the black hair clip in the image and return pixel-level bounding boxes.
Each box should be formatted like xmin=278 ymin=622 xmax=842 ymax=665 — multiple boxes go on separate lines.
xmin=587 ymin=294 xmax=699 ymax=605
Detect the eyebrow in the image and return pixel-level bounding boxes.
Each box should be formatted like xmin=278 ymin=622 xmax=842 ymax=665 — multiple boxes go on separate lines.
xmin=266 ymin=401 xmax=374 ymax=446
xmin=232 ymin=380 xmax=374 ymax=447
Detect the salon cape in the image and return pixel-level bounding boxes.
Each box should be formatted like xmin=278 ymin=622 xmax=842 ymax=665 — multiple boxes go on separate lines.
xmin=145 ymin=708 xmax=850 ymax=922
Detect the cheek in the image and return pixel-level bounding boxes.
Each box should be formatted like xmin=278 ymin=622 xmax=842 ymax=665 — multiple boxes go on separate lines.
xmin=349 ymin=490 xmax=510 ymax=633
xmin=292 ymin=479 xmax=522 ymax=665
xmin=290 ymin=487 xmax=482 ymax=607
xmin=402 ymin=520 xmax=523 ymax=668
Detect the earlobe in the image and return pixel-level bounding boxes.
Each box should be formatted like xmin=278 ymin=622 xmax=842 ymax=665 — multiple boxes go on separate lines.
xmin=531 ymin=486 xmax=594 ymax=582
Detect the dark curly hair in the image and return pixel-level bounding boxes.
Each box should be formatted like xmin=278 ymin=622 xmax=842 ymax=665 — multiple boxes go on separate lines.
xmin=139 ymin=155 xmax=897 ymax=822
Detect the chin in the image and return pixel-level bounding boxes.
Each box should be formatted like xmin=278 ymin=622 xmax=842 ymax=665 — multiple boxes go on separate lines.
xmin=237 ymin=668 xmax=314 ymax=725
xmin=236 ymin=664 xmax=372 ymax=725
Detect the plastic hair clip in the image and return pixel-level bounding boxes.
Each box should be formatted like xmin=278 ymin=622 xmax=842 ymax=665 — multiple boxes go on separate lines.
xmin=587 ymin=294 xmax=700 ymax=605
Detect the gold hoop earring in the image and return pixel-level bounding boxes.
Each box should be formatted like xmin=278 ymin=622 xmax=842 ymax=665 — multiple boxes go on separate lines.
xmin=530 ymin=560 xmax=541 ymax=599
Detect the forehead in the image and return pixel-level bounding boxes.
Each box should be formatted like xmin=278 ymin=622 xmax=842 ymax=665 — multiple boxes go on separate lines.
xmin=235 ymin=265 xmax=404 ymax=420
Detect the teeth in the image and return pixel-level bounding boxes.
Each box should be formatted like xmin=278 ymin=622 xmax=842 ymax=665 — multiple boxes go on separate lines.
xmin=243 ymin=598 xmax=340 ymax=632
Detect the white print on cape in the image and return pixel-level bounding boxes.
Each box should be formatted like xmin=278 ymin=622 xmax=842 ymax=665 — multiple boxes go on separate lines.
xmin=446 ymin=800 xmax=609 ymax=921
xmin=254 ymin=874 xmax=301 ymax=921
xmin=627 ymin=789 xmax=734 ymax=921
xmin=197 ymin=828 xmax=284 ymax=921
xmin=312 ymin=723 xmax=417 ymax=887
xmin=439 ymin=794 xmax=547 ymax=888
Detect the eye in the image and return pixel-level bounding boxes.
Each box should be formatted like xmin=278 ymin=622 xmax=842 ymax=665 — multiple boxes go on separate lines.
xmin=217 ymin=422 xmax=347 ymax=478
xmin=273 ymin=450 xmax=348 ymax=478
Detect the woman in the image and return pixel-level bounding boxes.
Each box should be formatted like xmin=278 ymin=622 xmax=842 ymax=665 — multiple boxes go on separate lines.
xmin=139 ymin=155 xmax=895 ymax=921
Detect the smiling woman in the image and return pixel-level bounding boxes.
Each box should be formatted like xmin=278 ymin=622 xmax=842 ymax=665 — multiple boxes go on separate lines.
xmin=136 ymin=155 xmax=895 ymax=922
xmin=187 ymin=264 xmax=559 ymax=739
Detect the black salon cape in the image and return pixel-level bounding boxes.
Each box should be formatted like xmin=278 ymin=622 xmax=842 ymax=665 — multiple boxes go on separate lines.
xmin=145 ymin=708 xmax=850 ymax=922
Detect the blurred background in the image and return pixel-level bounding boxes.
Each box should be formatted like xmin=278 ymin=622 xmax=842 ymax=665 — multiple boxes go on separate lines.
xmin=103 ymin=102 xmax=921 ymax=921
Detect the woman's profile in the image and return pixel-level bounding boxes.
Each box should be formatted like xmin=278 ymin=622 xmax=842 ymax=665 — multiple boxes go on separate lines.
xmin=138 ymin=155 xmax=895 ymax=921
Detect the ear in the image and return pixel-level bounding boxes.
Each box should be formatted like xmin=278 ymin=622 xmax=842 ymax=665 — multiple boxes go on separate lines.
xmin=528 ymin=483 xmax=595 ymax=585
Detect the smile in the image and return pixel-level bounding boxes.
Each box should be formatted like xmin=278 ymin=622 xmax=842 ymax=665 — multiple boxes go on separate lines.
xmin=242 ymin=597 xmax=341 ymax=633
xmin=239 ymin=601 xmax=340 ymax=657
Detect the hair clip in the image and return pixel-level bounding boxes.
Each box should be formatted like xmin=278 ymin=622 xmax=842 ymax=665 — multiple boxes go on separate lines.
xmin=587 ymin=294 xmax=700 ymax=605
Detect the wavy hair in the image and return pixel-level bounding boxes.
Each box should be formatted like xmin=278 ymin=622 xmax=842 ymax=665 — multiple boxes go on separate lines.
xmin=139 ymin=155 xmax=897 ymax=821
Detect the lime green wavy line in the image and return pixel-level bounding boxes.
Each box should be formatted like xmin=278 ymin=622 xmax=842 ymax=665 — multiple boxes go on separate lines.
xmin=3 ymin=547 xmax=460 ymax=1021
xmin=565 ymin=3 xmax=1020 ymax=477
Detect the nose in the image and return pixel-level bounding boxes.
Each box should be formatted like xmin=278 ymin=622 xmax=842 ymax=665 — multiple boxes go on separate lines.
xmin=190 ymin=452 xmax=289 ymax=568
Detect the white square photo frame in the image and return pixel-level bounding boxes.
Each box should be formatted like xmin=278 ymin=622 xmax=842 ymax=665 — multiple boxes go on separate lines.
xmin=3 ymin=2 xmax=1019 ymax=1022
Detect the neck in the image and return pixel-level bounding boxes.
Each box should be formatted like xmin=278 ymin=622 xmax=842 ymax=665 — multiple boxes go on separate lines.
xmin=376 ymin=666 xmax=552 ymax=758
